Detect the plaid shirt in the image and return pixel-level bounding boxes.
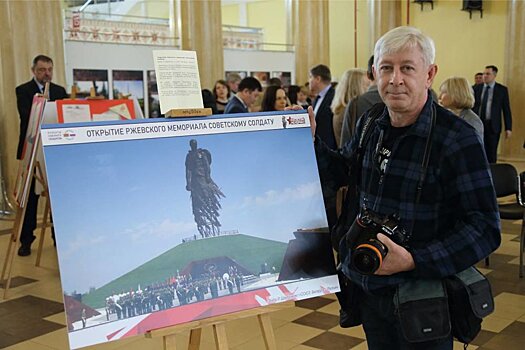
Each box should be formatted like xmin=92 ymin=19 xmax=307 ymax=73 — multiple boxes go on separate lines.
xmin=316 ymin=95 xmax=501 ymax=292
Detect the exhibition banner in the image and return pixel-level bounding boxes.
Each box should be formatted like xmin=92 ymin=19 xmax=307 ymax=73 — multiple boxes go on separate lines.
xmin=41 ymin=110 xmax=339 ymax=349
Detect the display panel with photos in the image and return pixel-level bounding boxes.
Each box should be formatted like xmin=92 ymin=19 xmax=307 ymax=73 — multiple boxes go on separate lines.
xmin=41 ymin=111 xmax=339 ymax=349
xmin=225 ymin=71 xmax=248 ymax=81
xmin=73 ymin=69 xmax=109 ymax=99
xmin=112 ymin=70 xmax=145 ymax=115
xmin=147 ymin=70 xmax=161 ymax=118
xmin=250 ymin=71 xmax=270 ymax=87
xmin=271 ymin=71 xmax=292 ymax=88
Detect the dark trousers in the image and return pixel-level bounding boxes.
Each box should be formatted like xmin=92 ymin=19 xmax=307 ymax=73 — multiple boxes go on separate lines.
xmin=482 ymin=120 xmax=500 ymax=163
xmin=359 ymin=289 xmax=453 ymax=350
xmin=20 ymin=179 xmax=39 ymax=246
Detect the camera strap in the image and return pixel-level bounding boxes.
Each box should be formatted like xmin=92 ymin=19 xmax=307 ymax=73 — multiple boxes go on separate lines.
xmin=361 ymin=103 xmax=436 ymax=238
xmin=408 ymin=104 xmax=436 ymax=236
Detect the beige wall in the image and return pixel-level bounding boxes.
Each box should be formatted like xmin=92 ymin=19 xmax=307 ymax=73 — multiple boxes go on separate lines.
xmin=405 ymin=0 xmax=508 ymax=88
xmin=247 ymin=0 xmax=287 ymax=51
xmin=127 ymin=0 xmax=170 ymax=19
xmin=328 ymin=0 xmax=374 ymax=80
xmin=222 ymin=3 xmax=240 ymax=26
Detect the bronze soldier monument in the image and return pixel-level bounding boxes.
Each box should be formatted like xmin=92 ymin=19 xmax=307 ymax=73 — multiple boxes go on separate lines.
xmin=185 ymin=139 xmax=225 ymax=238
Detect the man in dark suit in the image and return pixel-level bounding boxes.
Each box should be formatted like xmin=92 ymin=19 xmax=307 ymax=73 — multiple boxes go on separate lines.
xmin=308 ymin=64 xmax=338 ymax=230
xmin=223 ymin=77 xmax=262 ymax=114
xmin=473 ymin=65 xmax=512 ymax=163
xmin=16 ymin=54 xmax=68 ymax=256
xmin=309 ymin=64 xmax=336 ymax=150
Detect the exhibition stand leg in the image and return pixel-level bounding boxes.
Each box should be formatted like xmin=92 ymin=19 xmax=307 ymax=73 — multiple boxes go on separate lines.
xmin=0 ymin=205 xmax=27 ymax=299
xmin=146 ymin=302 xmax=292 ymax=350
xmin=0 ymin=160 xmax=50 ymax=299
xmin=34 ymin=162 xmax=52 ymax=267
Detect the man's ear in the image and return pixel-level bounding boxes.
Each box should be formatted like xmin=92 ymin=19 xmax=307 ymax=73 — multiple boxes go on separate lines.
xmin=426 ymin=64 xmax=438 ymax=88
xmin=372 ymin=65 xmax=377 ymax=81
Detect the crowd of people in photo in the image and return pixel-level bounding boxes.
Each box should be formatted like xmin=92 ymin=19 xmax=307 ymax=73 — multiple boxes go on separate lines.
xmin=104 ymin=265 xmax=245 ymax=321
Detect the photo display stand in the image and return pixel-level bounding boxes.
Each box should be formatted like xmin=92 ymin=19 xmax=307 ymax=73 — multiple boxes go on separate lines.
xmin=33 ymin=161 xmax=53 ymax=268
xmin=1 ymin=90 xmax=48 ymax=299
xmin=41 ymin=107 xmax=339 ymax=349
xmin=147 ymin=302 xmax=293 ymax=350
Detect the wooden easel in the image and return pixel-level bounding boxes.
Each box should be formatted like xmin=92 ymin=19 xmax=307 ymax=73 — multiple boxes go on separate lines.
xmin=33 ymin=162 xmax=53 ymax=267
xmin=146 ymin=302 xmax=293 ymax=350
xmin=0 ymin=88 xmax=48 ymax=299
xmin=0 ymin=158 xmax=48 ymax=299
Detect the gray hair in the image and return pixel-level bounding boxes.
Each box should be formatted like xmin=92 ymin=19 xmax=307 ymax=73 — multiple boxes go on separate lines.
xmin=374 ymin=26 xmax=435 ymax=68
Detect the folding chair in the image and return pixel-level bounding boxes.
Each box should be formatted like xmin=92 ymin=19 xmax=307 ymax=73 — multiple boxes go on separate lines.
xmin=488 ymin=163 xmax=525 ymax=278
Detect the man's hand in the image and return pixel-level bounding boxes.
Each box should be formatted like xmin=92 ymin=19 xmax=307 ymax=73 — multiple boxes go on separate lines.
xmin=505 ymin=130 xmax=512 ymax=139
xmin=307 ymin=106 xmax=316 ymax=138
xmin=374 ymin=233 xmax=415 ymax=275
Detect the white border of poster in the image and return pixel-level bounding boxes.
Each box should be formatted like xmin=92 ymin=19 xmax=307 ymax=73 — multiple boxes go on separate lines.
xmin=41 ymin=110 xmax=339 ymax=349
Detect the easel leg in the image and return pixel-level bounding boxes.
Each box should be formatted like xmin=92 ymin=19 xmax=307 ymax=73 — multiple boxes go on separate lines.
xmin=35 ymin=194 xmax=51 ymax=267
xmin=258 ymin=313 xmax=277 ymax=350
xmin=213 ymin=323 xmax=228 ymax=350
xmin=1 ymin=207 xmax=26 ymax=299
xmin=163 ymin=334 xmax=177 ymax=350
xmin=188 ymin=328 xmax=202 ymax=350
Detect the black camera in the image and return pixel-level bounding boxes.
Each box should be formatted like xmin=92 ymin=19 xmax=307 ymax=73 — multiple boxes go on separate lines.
xmin=346 ymin=208 xmax=410 ymax=275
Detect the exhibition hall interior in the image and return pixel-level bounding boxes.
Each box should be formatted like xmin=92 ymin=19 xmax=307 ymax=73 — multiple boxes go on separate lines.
xmin=0 ymin=0 xmax=524 ymax=349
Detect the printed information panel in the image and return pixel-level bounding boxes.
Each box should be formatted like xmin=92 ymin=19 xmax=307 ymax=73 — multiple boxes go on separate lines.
xmin=41 ymin=110 xmax=339 ymax=349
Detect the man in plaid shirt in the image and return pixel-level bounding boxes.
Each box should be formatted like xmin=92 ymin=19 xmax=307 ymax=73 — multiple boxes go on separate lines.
xmin=312 ymin=27 xmax=500 ymax=350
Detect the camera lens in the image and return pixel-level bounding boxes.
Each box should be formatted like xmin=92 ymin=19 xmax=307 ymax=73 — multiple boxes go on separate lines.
xmin=351 ymin=239 xmax=387 ymax=275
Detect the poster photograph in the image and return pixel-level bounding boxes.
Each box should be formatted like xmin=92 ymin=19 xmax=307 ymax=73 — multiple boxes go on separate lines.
xmin=41 ymin=111 xmax=339 ymax=349
xmin=72 ymin=69 xmax=109 ymax=99
xmin=112 ymin=70 xmax=145 ymax=114
xmin=272 ymin=71 xmax=292 ymax=88
xmin=147 ymin=70 xmax=161 ymax=118
xmin=250 ymin=71 xmax=270 ymax=87
xmin=13 ymin=95 xmax=46 ymax=206
xmin=225 ymin=70 xmax=248 ymax=81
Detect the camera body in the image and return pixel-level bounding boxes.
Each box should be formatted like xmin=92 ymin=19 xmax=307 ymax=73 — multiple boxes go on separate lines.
xmin=346 ymin=208 xmax=410 ymax=275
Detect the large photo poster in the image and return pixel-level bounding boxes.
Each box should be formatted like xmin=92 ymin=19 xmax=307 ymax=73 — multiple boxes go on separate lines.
xmin=41 ymin=111 xmax=339 ymax=349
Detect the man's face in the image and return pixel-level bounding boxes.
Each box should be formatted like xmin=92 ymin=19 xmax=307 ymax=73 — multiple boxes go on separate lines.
xmin=308 ymin=73 xmax=320 ymax=94
xmin=474 ymin=74 xmax=483 ymax=85
xmin=483 ymin=68 xmax=496 ymax=84
xmin=241 ymin=89 xmax=260 ymax=107
xmin=32 ymin=60 xmax=53 ymax=84
xmin=374 ymin=47 xmax=436 ymax=117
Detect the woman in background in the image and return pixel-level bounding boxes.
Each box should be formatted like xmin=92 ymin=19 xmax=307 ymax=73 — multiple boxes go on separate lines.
xmin=331 ymin=68 xmax=369 ymax=148
xmin=261 ymin=85 xmax=287 ymax=112
xmin=213 ymin=80 xmax=231 ymax=114
xmin=288 ymin=85 xmax=310 ymax=109
xmin=439 ymin=77 xmax=484 ymax=141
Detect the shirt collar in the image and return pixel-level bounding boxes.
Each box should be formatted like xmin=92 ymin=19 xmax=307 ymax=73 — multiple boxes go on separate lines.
xmin=234 ymin=94 xmax=247 ymax=108
xmin=484 ymin=81 xmax=496 ymax=89
xmin=34 ymin=78 xmax=45 ymax=91
xmin=376 ymin=91 xmax=435 ymax=139
xmin=317 ymin=84 xmax=331 ymax=98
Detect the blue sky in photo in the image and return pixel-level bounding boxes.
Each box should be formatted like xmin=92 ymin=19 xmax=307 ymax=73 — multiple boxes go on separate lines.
xmin=43 ymin=126 xmax=327 ymax=293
